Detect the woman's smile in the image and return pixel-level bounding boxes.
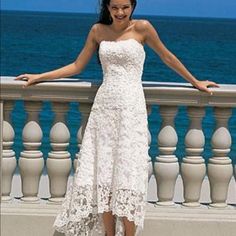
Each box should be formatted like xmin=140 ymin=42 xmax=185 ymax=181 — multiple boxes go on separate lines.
xmin=115 ymin=15 xmax=127 ymax=20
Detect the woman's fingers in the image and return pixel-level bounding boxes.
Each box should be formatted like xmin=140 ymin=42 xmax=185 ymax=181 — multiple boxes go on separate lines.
xmin=14 ymin=74 xmax=38 ymax=88
xmin=196 ymin=81 xmax=212 ymax=95
xmin=23 ymin=79 xmax=35 ymax=88
xmin=202 ymin=86 xmax=212 ymax=95
xmin=205 ymin=81 xmax=220 ymax=95
xmin=203 ymin=80 xmax=220 ymax=95
xmin=15 ymin=74 xmax=28 ymax=80
xmin=22 ymin=81 xmax=30 ymax=88
xmin=14 ymin=74 xmax=29 ymax=88
xmin=195 ymin=80 xmax=220 ymax=95
xmin=207 ymin=81 xmax=220 ymax=88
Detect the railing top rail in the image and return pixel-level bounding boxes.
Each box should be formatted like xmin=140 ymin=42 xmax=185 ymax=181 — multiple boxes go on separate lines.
xmin=1 ymin=76 xmax=236 ymax=107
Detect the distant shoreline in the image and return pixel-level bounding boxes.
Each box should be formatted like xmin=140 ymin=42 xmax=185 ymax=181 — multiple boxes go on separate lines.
xmin=1 ymin=9 xmax=236 ymax=21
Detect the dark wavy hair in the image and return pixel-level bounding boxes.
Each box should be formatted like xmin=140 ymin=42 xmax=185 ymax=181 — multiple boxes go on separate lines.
xmin=97 ymin=0 xmax=137 ymax=25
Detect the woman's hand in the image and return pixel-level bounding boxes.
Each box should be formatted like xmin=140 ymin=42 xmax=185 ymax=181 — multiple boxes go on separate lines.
xmin=192 ymin=80 xmax=220 ymax=95
xmin=14 ymin=74 xmax=43 ymax=88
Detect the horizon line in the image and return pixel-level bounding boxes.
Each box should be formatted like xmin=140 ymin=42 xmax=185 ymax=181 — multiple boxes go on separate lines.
xmin=2 ymin=9 xmax=236 ymax=20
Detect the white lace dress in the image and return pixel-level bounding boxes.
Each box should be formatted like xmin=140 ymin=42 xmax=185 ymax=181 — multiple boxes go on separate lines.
xmin=53 ymin=38 xmax=150 ymax=236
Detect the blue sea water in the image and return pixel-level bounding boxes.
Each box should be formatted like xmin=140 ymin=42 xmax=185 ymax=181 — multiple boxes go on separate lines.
xmin=1 ymin=10 xmax=236 ymax=163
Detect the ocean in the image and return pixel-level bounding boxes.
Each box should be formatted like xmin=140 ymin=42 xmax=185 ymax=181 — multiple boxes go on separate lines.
xmin=1 ymin=10 xmax=236 ymax=164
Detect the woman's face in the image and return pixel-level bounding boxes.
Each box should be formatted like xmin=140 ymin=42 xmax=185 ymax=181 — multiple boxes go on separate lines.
xmin=107 ymin=0 xmax=133 ymax=24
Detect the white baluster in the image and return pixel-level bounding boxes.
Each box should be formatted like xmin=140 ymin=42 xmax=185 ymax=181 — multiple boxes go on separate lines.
xmin=147 ymin=105 xmax=153 ymax=182
xmin=181 ymin=107 xmax=206 ymax=207
xmin=19 ymin=101 xmax=44 ymax=202
xmin=74 ymin=103 xmax=92 ymax=171
xmin=47 ymin=102 xmax=71 ymax=203
xmin=208 ymin=107 xmax=233 ymax=208
xmin=2 ymin=101 xmax=17 ymax=201
xmin=154 ymin=106 xmax=179 ymax=206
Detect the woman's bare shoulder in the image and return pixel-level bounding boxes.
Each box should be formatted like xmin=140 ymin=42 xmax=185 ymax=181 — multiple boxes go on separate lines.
xmin=91 ymin=23 xmax=108 ymax=31
xmin=92 ymin=23 xmax=110 ymax=43
xmin=89 ymin=23 xmax=107 ymax=43
xmin=133 ymin=19 xmax=153 ymax=32
xmin=91 ymin=23 xmax=108 ymax=36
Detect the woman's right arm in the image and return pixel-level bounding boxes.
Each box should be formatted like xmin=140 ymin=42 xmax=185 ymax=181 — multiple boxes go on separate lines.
xmin=15 ymin=24 xmax=99 ymax=87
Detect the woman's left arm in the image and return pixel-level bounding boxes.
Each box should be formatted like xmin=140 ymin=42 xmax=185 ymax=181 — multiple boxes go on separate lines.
xmin=141 ymin=20 xmax=219 ymax=94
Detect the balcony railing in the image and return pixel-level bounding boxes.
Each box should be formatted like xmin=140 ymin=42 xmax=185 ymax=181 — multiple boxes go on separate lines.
xmin=1 ymin=76 xmax=236 ymax=236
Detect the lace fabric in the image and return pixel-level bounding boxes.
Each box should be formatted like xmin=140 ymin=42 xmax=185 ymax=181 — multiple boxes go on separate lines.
xmin=53 ymin=181 xmax=148 ymax=236
xmin=53 ymin=38 xmax=150 ymax=235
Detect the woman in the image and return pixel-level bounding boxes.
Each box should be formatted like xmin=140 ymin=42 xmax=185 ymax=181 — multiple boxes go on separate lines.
xmin=16 ymin=0 xmax=219 ymax=235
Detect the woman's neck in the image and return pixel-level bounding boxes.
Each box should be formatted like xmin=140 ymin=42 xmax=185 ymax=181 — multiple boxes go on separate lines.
xmin=110 ymin=20 xmax=132 ymax=34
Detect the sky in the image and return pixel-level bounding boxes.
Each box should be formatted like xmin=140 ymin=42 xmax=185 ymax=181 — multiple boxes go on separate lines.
xmin=1 ymin=0 xmax=236 ymax=19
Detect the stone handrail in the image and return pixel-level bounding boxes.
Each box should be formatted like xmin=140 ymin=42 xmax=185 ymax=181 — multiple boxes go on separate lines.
xmin=0 ymin=76 xmax=236 ymax=209
xmin=1 ymin=76 xmax=236 ymax=106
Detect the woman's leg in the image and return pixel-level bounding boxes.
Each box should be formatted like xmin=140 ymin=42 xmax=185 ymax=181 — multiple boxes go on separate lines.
xmin=122 ymin=217 xmax=136 ymax=236
xmin=102 ymin=211 xmax=116 ymax=236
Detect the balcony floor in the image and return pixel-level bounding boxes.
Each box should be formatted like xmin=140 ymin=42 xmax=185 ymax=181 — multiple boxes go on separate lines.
xmin=1 ymin=199 xmax=236 ymax=236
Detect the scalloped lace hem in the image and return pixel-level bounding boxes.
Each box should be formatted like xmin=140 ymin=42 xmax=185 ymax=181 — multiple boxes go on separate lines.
xmin=52 ymin=183 xmax=147 ymax=236
xmin=53 ymin=211 xmax=144 ymax=236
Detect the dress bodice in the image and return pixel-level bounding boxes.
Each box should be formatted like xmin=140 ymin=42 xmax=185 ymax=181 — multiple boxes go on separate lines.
xmin=98 ymin=38 xmax=146 ymax=84
xmin=92 ymin=39 xmax=147 ymax=112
